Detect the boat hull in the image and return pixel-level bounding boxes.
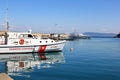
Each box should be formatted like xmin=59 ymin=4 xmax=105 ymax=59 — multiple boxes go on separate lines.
xmin=36 ymin=41 xmax=65 ymax=53
xmin=0 ymin=41 xmax=65 ymax=54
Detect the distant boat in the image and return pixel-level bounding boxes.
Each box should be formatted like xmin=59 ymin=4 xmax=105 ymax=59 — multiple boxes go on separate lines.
xmin=67 ymin=32 xmax=90 ymax=40
xmin=78 ymin=33 xmax=91 ymax=39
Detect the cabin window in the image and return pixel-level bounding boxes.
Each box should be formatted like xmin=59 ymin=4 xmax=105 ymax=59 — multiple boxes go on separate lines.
xmin=19 ymin=35 xmax=24 ymax=38
xmin=46 ymin=41 xmax=48 ymax=43
xmin=24 ymin=35 xmax=28 ymax=38
xmin=40 ymin=41 xmax=42 ymax=43
xmin=51 ymin=41 xmax=53 ymax=43
xmin=28 ymin=34 xmax=33 ymax=38
xmin=19 ymin=34 xmax=33 ymax=39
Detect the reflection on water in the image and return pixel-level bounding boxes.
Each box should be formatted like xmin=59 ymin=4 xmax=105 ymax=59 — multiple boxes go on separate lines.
xmin=0 ymin=52 xmax=65 ymax=76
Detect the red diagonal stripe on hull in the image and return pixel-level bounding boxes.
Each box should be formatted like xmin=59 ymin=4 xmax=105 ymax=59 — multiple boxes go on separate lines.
xmin=38 ymin=45 xmax=47 ymax=53
xmin=38 ymin=45 xmax=47 ymax=60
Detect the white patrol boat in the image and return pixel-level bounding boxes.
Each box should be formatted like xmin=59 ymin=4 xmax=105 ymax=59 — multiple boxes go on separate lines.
xmin=0 ymin=31 xmax=66 ymax=53
xmin=0 ymin=6 xmax=66 ymax=54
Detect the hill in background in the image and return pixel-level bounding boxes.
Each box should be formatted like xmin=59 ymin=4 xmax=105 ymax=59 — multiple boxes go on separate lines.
xmin=83 ymin=32 xmax=116 ymax=38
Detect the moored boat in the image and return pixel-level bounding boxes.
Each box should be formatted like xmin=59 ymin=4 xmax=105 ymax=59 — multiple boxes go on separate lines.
xmin=0 ymin=31 xmax=66 ymax=53
xmin=0 ymin=7 xmax=65 ymax=53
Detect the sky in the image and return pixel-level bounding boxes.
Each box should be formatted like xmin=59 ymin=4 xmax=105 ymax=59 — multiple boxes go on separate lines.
xmin=0 ymin=0 xmax=120 ymax=33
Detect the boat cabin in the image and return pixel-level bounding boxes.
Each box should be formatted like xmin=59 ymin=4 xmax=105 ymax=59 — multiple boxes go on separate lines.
xmin=0 ymin=32 xmax=37 ymax=45
xmin=0 ymin=31 xmax=56 ymax=46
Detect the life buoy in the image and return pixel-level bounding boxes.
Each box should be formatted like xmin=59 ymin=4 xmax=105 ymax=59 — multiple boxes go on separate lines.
xmin=19 ymin=39 xmax=24 ymax=45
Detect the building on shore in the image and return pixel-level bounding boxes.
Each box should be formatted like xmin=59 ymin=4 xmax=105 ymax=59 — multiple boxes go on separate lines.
xmin=33 ymin=33 xmax=69 ymax=40
xmin=0 ymin=31 xmax=5 ymax=35
xmin=0 ymin=31 xmax=90 ymax=40
xmin=33 ymin=33 xmax=50 ymax=39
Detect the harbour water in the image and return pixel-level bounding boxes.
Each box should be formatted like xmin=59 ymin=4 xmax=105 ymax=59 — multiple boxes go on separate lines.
xmin=0 ymin=38 xmax=120 ymax=80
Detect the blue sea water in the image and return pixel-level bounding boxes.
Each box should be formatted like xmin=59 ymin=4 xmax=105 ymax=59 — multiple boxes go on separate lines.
xmin=0 ymin=38 xmax=120 ymax=80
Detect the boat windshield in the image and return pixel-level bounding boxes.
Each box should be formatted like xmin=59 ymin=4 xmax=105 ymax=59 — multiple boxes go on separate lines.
xmin=19 ymin=34 xmax=34 ymax=39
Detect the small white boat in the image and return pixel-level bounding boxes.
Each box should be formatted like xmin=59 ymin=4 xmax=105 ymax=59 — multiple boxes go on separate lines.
xmin=0 ymin=31 xmax=66 ymax=53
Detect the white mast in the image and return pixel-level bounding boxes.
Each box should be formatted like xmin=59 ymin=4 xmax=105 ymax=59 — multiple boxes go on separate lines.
xmin=5 ymin=0 xmax=9 ymax=32
xmin=4 ymin=0 xmax=9 ymax=45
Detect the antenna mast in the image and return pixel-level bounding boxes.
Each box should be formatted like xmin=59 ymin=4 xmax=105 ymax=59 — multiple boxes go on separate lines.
xmin=5 ymin=0 xmax=9 ymax=32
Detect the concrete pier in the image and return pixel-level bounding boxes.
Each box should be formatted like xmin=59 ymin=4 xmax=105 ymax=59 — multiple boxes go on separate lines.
xmin=0 ymin=73 xmax=13 ymax=80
